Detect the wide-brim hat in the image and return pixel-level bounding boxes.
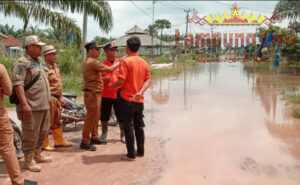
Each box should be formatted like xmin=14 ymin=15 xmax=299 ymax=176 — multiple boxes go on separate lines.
xmin=43 ymin=45 xmax=57 ymax=56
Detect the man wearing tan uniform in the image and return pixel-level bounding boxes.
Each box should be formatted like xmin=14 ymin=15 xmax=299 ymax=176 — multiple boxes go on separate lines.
xmin=12 ymin=35 xmax=52 ymax=172
xmin=81 ymin=41 xmax=119 ymax=151
xmin=42 ymin=45 xmax=72 ymax=151
xmin=0 ymin=64 xmax=24 ymax=184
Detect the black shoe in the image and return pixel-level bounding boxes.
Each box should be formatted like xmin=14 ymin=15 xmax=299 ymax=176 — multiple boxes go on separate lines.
xmin=80 ymin=143 xmax=97 ymax=151
xmin=136 ymin=152 xmax=144 ymax=157
xmin=136 ymin=150 xmax=144 ymax=157
xmin=90 ymin=138 xmax=103 ymax=145
xmin=121 ymin=155 xmax=136 ymax=161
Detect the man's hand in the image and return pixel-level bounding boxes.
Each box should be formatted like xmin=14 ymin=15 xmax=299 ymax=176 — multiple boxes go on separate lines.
xmin=20 ymin=103 xmax=32 ymax=121
xmin=132 ymin=92 xmax=143 ymax=102
xmin=111 ymin=62 xmax=120 ymax=70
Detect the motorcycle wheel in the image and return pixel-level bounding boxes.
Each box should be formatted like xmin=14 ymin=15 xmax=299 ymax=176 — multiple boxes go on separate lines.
xmin=13 ymin=129 xmax=24 ymax=159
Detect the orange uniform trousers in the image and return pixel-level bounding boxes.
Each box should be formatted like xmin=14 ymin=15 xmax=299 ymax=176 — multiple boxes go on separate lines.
xmin=82 ymin=91 xmax=102 ymax=143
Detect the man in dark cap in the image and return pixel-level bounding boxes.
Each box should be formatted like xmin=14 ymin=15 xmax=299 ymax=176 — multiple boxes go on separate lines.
xmin=81 ymin=41 xmax=119 ymax=151
xmin=99 ymin=40 xmax=124 ymax=144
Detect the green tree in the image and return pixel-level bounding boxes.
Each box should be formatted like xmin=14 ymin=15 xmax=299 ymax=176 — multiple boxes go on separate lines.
xmin=146 ymin=24 xmax=158 ymax=37
xmin=0 ymin=24 xmax=23 ymax=37
xmin=154 ymin=19 xmax=171 ymax=53
xmin=273 ymin=0 xmax=300 ymax=21
xmin=289 ymin=21 xmax=300 ymax=32
xmin=0 ymin=0 xmax=113 ymax=48
xmin=93 ymin=36 xmax=110 ymax=45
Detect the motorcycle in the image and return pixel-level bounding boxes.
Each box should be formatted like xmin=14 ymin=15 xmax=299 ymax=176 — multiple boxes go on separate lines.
xmin=9 ymin=93 xmax=86 ymax=158
xmin=60 ymin=93 xmax=86 ymax=128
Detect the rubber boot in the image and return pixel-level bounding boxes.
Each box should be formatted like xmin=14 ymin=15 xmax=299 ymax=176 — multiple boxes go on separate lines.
xmin=24 ymin=154 xmax=41 ymax=172
xmin=52 ymin=128 xmax=73 ymax=147
xmin=34 ymin=150 xmax=52 ymax=163
xmin=42 ymin=135 xmax=54 ymax=151
xmin=99 ymin=122 xmax=108 ymax=144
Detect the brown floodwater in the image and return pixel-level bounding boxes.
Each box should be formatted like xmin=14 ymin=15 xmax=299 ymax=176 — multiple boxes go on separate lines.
xmin=146 ymin=62 xmax=300 ymax=185
xmin=2 ymin=62 xmax=300 ymax=185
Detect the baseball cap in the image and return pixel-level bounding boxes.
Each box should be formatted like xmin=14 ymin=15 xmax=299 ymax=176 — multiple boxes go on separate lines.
xmin=84 ymin=41 xmax=101 ymax=51
xmin=24 ymin=35 xmax=46 ymax=47
xmin=102 ymin=40 xmax=118 ymax=51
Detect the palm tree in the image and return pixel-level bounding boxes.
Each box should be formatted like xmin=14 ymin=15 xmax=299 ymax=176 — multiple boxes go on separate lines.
xmin=0 ymin=24 xmax=23 ymax=37
xmin=0 ymin=0 xmax=113 ymax=49
xmin=154 ymin=19 xmax=171 ymax=54
xmin=273 ymin=0 xmax=300 ymax=22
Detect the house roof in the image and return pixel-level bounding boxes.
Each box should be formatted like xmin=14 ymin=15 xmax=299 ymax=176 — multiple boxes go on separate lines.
xmin=116 ymin=25 xmax=174 ymax=47
xmin=1 ymin=35 xmax=21 ymax=47
xmin=125 ymin=25 xmax=147 ymax=35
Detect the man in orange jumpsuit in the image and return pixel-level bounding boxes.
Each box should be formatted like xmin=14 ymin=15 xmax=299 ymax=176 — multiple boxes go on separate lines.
xmin=42 ymin=45 xmax=72 ymax=151
xmin=81 ymin=41 xmax=119 ymax=151
xmin=0 ymin=63 xmax=24 ymax=185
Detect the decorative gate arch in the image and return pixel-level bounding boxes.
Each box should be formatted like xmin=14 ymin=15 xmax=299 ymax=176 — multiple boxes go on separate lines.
xmin=184 ymin=3 xmax=276 ymax=49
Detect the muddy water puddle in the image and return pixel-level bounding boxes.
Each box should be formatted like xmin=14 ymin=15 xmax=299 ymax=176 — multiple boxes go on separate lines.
xmin=145 ymin=62 xmax=300 ymax=185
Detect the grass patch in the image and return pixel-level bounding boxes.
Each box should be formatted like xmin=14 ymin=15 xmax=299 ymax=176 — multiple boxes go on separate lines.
xmin=287 ymin=95 xmax=300 ymax=104
xmin=63 ymin=75 xmax=82 ymax=96
xmin=292 ymin=107 xmax=300 ymax=119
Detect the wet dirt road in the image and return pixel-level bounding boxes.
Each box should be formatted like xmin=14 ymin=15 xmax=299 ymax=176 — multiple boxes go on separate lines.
xmin=2 ymin=62 xmax=300 ymax=185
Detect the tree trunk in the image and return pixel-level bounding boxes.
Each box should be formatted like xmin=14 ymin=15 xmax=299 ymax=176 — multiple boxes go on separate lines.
xmin=82 ymin=8 xmax=88 ymax=59
xmin=23 ymin=7 xmax=33 ymax=33
xmin=23 ymin=18 xmax=29 ymax=33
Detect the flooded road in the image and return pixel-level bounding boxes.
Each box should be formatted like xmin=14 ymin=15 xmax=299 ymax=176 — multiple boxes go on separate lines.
xmin=146 ymin=62 xmax=300 ymax=185
xmin=2 ymin=62 xmax=300 ymax=185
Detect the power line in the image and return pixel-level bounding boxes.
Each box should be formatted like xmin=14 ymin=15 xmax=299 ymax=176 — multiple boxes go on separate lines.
xmin=157 ymin=1 xmax=186 ymax=11
xmin=130 ymin=1 xmax=152 ymax=19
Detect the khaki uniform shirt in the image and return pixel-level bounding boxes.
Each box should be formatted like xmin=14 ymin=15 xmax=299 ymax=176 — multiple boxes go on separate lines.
xmin=12 ymin=55 xmax=50 ymax=111
xmin=82 ymin=57 xmax=105 ymax=93
xmin=47 ymin=63 xmax=63 ymax=98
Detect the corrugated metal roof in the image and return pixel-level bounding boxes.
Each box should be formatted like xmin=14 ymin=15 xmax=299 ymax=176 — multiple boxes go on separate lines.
xmin=1 ymin=35 xmax=21 ymax=47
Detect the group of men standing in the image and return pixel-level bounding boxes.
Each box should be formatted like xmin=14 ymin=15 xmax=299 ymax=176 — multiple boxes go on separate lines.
xmin=0 ymin=34 xmax=151 ymax=185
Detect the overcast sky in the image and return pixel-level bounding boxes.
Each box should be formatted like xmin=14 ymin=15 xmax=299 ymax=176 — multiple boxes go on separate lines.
xmin=0 ymin=1 xmax=281 ymax=41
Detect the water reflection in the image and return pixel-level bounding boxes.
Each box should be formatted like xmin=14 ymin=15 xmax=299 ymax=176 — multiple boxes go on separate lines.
xmin=150 ymin=62 xmax=300 ymax=157
xmin=151 ymin=78 xmax=170 ymax=105
xmin=149 ymin=61 xmax=300 ymax=184
xmin=243 ymin=65 xmax=300 ymax=159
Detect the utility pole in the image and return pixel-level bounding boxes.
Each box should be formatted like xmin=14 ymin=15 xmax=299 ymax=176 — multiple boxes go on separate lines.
xmin=184 ymin=9 xmax=192 ymax=37
xmin=184 ymin=8 xmax=192 ymax=53
xmin=151 ymin=0 xmax=156 ymax=61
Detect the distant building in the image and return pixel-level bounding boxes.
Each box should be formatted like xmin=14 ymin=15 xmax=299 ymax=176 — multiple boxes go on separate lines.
xmin=0 ymin=33 xmax=8 ymax=55
xmin=0 ymin=34 xmax=23 ymax=57
xmin=115 ymin=25 xmax=174 ymax=56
